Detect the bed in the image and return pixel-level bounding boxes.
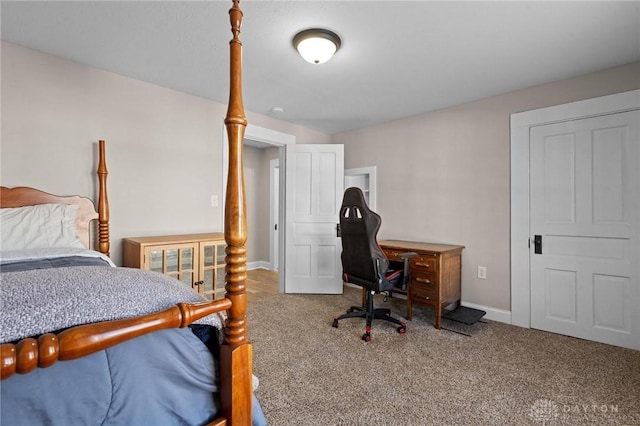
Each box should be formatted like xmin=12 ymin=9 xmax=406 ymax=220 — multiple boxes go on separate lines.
xmin=1 ymin=1 xmax=258 ymax=425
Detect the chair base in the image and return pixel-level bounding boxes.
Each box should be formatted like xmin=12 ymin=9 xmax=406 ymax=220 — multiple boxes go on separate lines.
xmin=332 ymin=293 xmax=406 ymax=342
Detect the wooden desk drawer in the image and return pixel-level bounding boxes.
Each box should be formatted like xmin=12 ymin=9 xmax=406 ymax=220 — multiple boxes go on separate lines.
xmin=411 ymin=270 xmax=437 ymax=302
xmin=412 ymin=255 xmax=437 ymax=272
xmin=412 ymin=272 xmax=437 ymax=287
xmin=411 ymin=284 xmax=436 ymax=304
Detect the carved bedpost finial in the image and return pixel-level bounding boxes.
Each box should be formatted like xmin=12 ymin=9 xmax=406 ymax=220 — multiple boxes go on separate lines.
xmin=226 ymin=0 xmax=246 ymax=125
xmin=97 ymin=140 xmax=110 ymax=257
xmin=229 ymin=0 xmax=243 ymax=41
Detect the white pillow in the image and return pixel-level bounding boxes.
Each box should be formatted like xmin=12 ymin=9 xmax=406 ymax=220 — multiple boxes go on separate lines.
xmin=0 ymin=204 xmax=86 ymax=251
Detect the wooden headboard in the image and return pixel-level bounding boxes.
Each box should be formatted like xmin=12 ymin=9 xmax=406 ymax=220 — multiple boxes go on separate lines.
xmin=0 ymin=140 xmax=110 ymax=256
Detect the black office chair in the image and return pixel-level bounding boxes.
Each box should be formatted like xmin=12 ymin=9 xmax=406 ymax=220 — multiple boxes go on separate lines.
xmin=332 ymin=187 xmax=416 ymax=342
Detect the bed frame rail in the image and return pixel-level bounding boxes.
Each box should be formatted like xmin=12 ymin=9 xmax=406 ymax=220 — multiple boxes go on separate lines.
xmin=1 ymin=298 xmax=231 ymax=380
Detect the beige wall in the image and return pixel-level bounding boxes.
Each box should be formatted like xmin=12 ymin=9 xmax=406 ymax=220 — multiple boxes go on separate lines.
xmin=3 ymin=40 xmax=638 ymax=313
xmin=0 ymin=42 xmax=328 ymax=265
xmin=332 ymin=61 xmax=640 ymax=312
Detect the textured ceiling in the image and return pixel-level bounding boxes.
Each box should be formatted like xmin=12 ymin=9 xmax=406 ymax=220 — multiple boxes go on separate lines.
xmin=2 ymin=1 xmax=639 ymax=134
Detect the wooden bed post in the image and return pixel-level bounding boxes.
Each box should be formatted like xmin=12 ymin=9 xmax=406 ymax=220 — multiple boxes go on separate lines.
xmin=97 ymin=140 xmax=110 ymax=257
xmin=221 ymin=1 xmax=252 ymax=425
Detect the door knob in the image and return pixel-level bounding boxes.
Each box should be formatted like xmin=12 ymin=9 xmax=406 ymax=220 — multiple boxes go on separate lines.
xmin=534 ymin=235 xmax=542 ymax=254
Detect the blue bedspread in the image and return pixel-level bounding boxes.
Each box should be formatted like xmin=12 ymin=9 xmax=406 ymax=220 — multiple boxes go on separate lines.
xmin=1 ymin=327 xmax=220 ymax=425
xmin=0 ymin=253 xmax=267 ymax=426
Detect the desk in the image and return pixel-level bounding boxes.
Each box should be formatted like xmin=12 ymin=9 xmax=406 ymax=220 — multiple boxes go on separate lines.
xmin=379 ymin=240 xmax=464 ymax=329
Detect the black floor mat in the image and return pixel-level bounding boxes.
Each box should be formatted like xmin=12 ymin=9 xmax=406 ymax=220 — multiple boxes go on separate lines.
xmin=442 ymin=306 xmax=486 ymax=325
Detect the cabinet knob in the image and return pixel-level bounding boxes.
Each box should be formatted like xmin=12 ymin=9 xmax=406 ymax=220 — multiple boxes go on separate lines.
xmin=415 ymin=262 xmax=430 ymax=268
xmin=416 ymin=277 xmax=431 ymax=284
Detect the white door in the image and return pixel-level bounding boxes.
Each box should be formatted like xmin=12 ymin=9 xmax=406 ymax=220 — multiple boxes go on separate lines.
xmin=530 ymin=111 xmax=639 ymax=349
xmin=284 ymin=144 xmax=344 ymax=293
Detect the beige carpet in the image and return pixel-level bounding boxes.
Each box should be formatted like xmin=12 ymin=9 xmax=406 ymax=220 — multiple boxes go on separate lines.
xmin=247 ymin=287 xmax=640 ymax=425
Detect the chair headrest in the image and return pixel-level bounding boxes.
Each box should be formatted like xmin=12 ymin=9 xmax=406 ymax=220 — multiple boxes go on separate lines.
xmin=340 ymin=187 xmax=382 ymax=245
xmin=341 ymin=187 xmax=376 ymax=224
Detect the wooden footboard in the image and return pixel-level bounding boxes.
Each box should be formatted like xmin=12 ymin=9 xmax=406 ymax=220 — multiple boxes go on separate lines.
xmin=1 ymin=298 xmax=231 ymax=379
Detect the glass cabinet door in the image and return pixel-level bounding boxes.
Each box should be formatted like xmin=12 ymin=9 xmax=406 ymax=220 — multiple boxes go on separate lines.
xmin=200 ymin=240 xmax=227 ymax=300
xmin=144 ymin=243 xmax=198 ymax=289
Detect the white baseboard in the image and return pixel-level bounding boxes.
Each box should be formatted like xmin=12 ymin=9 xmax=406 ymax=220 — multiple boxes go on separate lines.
xmin=247 ymin=261 xmax=271 ymax=270
xmin=461 ymin=301 xmax=512 ymax=324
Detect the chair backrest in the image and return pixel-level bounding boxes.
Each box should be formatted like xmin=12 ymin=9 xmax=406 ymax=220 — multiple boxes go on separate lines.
xmin=339 ymin=187 xmax=389 ymax=287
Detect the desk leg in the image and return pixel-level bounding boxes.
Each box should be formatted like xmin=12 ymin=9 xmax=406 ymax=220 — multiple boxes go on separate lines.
xmin=406 ymin=296 xmax=412 ymax=320
xmin=434 ymin=304 xmax=441 ymax=329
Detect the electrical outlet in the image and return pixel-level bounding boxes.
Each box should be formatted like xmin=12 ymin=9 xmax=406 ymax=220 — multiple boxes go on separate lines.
xmin=477 ymin=266 xmax=487 ymax=280
xmin=210 ymin=195 xmax=219 ymax=207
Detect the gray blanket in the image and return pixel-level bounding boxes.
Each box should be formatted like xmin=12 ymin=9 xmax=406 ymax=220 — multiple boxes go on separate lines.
xmin=0 ymin=266 xmax=224 ymax=343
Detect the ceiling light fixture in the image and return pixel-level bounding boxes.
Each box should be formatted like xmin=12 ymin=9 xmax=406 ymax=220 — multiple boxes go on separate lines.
xmin=293 ymin=28 xmax=341 ymax=64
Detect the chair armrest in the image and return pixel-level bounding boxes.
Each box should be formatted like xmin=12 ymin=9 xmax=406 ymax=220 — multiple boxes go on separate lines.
xmin=395 ymin=252 xmax=417 ymax=292
xmin=397 ymin=252 xmax=418 ymax=260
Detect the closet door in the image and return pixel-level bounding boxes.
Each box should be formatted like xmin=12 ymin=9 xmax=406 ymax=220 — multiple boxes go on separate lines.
xmin=529 ymin=111 xmax=639 ymax=349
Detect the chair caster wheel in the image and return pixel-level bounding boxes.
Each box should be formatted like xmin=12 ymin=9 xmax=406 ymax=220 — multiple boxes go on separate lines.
xmin=332 ymin=318 xmax=339 ymax=328
xmin=362 ymin=333 xmax=371 ymax=342
xmin=397 ymin=326 xmax=406 ymax=334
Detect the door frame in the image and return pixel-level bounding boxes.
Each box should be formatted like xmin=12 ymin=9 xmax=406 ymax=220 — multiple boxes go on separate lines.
xmin=222 ymin=124 xmax=295 ymax=293
xmin=510 ymin=89 xmax=640 ymax=328
xmin=269 ymin=158 xmax=279 ymax=271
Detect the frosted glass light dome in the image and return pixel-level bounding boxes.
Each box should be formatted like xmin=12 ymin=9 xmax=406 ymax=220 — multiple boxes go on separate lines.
xmin=293 ymin=29 xmax=341 ymax=64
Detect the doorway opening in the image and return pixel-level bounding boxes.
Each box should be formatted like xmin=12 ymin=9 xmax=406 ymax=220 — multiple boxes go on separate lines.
xmin=222 ymin=124 xmax=295 ymax=293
